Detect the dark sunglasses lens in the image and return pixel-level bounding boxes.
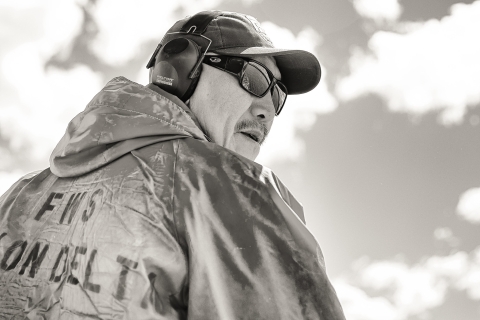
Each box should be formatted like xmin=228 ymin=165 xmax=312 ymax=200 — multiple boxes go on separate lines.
xmin=272 ymin=84 xmax=287 ymax=115
xmin=237 ymin=59 xmax=288 ymax=115
xmin=225 ymin=58 xmax=244 ymax=74
xmin=242 ymin=63 xmax=270 ymax=95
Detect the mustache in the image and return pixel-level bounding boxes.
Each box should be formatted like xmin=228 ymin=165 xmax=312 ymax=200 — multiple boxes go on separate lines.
xmin=235 ymin=119 xmax=269 ymax=144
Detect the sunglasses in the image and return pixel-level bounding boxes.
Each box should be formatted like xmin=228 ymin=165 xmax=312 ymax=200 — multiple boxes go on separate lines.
xmin=203 ymin=55 xmax=288 ymax=115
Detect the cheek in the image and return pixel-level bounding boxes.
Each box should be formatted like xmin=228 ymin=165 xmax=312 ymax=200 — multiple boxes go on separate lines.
xmin=213 ymin=78 xmax=253 ymax=131
xmin=218 ymin=79 xmax=252 ymax=111
xmin=190 ymin=65 xmax=255 ymax=147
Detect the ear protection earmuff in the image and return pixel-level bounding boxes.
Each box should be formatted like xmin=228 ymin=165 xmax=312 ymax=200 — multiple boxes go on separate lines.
xmin=149 ymin=38 xmax=202 ymax=101
xmin=146 ymin=11 xmax=222 ymax=102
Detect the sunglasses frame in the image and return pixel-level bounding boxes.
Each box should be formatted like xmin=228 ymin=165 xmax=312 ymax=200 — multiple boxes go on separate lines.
xmin=203 ymin=55 xmax=288 ymax=115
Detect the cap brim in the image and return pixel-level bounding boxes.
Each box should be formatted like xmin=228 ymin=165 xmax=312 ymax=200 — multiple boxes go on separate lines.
xmin=213 ymin=47 xmax=321 ymax=95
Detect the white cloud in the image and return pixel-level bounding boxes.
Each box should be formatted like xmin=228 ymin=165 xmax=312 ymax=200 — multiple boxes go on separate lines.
xmin=456 ymin=187 xmax=480 ymax=224
xmin=425 ymin=252 xmax=470 ymax=282
xmin=1 ymin=58 xmax=102 ymax=164
xmin=457 ymin=248 xmax=480 ymax=300
xmin=42 ymin=0 xmax=84 ymax=56
xmin=337 ymin=249 xmax=480 ymax=319
xmin=0 ymin=0 xmax=83 ymax=56
xmin=256 ymin=23 xmax=337 ymax=165
xmin=352 ymin=0 xmax=402 ymax=24
xmin=90 ymin=0 xmax=222 ymax=66
xmin=0 ymin=0 xmax=41 ymax=9
xmin=433 ymin=227 xmax=453 ymax=241
xmin=334 ymin=279 xmax=400 ymax=320
xmin=240 ymin=0 xmax=263 ymax=5
xmin=1 ymin=66 xmax=102 ymax=164
xmin=260 ymin=23 xmax=323 ymax=52
xmin=359 ymin=259 xmax=448 ymax=316
xmin=337 ymin=1 xmax=480 ymax=125
xmin=433 ymin=227 xmax=460 ymax=248
xmin=0 ymin=1 xmax=103 ymax=166
xmin=0 ymin=170 xmax=26 ymax=196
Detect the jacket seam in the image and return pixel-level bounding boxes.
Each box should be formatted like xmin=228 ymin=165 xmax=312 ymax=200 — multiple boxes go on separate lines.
xmin=171 ymin=140 xmax=187 ymax=259
xmin=215 ymin=19 xmax=225 ymax=48
xmin=172 ymin=140 xmax=191 ymax=308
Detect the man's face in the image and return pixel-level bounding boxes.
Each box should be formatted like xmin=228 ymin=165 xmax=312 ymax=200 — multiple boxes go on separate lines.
xmin=189 ymin=55 xmax=281 ymax=161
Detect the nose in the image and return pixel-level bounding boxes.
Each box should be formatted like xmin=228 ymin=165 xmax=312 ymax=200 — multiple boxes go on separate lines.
xmin=250 ymin=94 xmax=275 ymax=122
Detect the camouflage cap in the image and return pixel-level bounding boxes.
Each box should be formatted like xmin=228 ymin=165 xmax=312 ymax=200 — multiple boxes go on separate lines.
xmin=159 ymin=11 xmax=321 ymax=95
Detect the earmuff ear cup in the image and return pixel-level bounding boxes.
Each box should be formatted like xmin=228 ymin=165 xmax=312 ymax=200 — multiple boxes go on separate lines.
xmin=149 ymin=38 xmax=202 ymax=101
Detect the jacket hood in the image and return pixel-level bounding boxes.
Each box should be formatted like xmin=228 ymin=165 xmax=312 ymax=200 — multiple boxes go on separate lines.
xmin=50 ymin=77 xmax=208 ymax=178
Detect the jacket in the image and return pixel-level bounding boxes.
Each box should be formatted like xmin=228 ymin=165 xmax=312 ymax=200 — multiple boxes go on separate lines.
xmin=0 ymin=77 xmax=345 ymax=319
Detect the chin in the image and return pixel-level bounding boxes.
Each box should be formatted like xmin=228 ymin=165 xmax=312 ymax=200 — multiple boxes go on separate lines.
xmin=229 ymin=134 xmax=260 ymax=161
xmin=236 ymin=146 xmax=259 ymax=161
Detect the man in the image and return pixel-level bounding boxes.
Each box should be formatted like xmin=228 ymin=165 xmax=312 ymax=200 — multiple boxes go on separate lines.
xmin=0 ymin=11 xmax=345 ymax=319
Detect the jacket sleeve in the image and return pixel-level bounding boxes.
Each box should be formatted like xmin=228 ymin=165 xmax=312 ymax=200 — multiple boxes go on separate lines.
xmin=173 ymin=141 xmax=346 ymax=320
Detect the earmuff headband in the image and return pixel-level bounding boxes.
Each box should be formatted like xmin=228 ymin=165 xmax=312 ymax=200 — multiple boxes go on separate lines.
xmin=146 ymin=11 xmax=222 ymax=70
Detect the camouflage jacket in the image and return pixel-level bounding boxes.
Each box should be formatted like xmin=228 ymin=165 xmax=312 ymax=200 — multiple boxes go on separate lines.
xmin=0 ymin=77 xmax=345 ymax=319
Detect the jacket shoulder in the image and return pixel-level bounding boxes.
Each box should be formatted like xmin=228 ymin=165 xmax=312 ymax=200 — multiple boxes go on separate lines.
xmin=0 ymin=169 xmax=50 ymax=209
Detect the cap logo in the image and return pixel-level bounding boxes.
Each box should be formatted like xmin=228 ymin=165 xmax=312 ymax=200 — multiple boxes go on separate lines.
xmin=209 ymin=57 xmax=221 ymax=63
xmin=243 ymin=14 xmax=273 ymax=46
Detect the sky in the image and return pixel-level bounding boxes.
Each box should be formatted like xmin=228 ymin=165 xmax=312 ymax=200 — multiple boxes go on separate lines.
xmin=0 ymin=0 xmax=479 ymax=319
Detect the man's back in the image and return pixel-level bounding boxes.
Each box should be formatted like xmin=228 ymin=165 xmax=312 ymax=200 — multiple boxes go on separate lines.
xmin=0 ymin=77 xmax=345 ymax=319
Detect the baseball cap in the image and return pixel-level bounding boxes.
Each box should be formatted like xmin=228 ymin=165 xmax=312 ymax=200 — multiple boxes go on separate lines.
xmin=158 ymin=11 xmax=321 ymax=95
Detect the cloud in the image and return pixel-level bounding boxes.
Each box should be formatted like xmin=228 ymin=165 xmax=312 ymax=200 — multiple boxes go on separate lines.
xmin=335 ymin=249 xmax=479 ymax=319
xmin=90 ymin=0 xmax=222 ymax=66
xmin=333 ymin=279 xmax=400 ymax=320
xmin=456 ymin=187 xmax=480 ymax=224
xmin=358 ymin=259 xmax=448 ymax=316
xmin=1 ymin=60 xmax=103 ymax=164
xmin=0 ymin=170 xmax=27 ymax=196
xmin=352 ymin=0 xmax=402 ymax=24
xmin=456 ymin=247 xmax=480 ymax=300
xmin=0 ymin=0 xmax=84 ymax=57
xmin=240 ymin=0 xmax=263 ymax=5
xmin=337 ymin=1 xmax=480 ymax=125
xmin=433 ymin=226 xmax=460 ymax=248
xmin=0 ymin=0 xmax=103 ymax=170
xmin=256 ymin=23 xmax=337 ymax=165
